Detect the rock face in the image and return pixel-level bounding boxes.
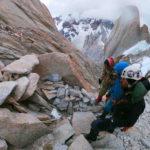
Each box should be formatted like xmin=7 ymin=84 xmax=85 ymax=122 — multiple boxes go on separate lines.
xmin=53 ymin=119 xmax=75 ymax=144
xmin=0 ymin=0 xmax=75 ymax=64
xmin=0 ymin=81 xmax=17 ymax=105
xmin=72 ymin=112 xmax=96 ymax=135
xmin=34 ymin=52 xmax=100 ymax=92
xmin=12 ymin=76 xmax=29 ymax=101
xmin=0 ymin=0 xmax=100 ymax=91
xmin=2 ymin=54 xmax=39 ymax=74
xmin=68 ymin=135 xmax=93 ymax=150
xmin=91 ymin=133 xmax=124 ymax=150
xmin=21 ymin=73 xmax=40 ymax=101
xmin=104 ymin=5 xmax=150 ymax=58
xmin=0 ymin=109 xmax=50 ymax=148
xmin=31 ymin=134 xmax=54 ymax=150
xmin=29 ymin=93 xmax=52 ymax=110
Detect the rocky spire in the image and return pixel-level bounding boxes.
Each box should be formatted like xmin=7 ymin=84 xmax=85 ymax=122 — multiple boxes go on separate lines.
xmin=104 ymin=5 xmax=150 ymax=58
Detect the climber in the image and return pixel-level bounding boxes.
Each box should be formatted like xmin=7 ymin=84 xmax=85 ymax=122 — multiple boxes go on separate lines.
xmin=85 ymin=64 xmax=150 ymax=142
xmin=95 ymin=57 xmax=116 ymax=104
xmin=99 ymin=61 xmax=129 ymax=119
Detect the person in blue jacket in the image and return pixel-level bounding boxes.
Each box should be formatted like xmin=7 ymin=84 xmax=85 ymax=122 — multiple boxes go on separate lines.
xmin=99 ymin=61 xmax=129 ymax=119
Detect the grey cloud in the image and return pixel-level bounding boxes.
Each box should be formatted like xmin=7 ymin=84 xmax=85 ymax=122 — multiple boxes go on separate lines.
xmin=40 ymin=0 xmax=150 ymax=27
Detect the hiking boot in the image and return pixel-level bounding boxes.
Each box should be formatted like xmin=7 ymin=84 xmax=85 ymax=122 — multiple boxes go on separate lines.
xmin=84 ymin=134 xmax=96 ymax=143
xmin=107 ymin=128 xmax=115 ymax=133
xmin=84 ymin=128 xmax=98 ymax=142
xmin=98 ymin=111 xmax=109 ymax=119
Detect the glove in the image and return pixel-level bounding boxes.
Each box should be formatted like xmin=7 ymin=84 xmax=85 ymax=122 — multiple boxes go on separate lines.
xmin=121 ymin=127 xmax=132 ymax=132
xmin=95 ymin=95 xmax=102 ymax=104
xmin=98 ymin=78 xmax=102 ymax=85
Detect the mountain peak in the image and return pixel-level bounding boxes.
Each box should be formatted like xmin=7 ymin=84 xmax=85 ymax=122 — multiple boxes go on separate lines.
xmin=54 ymin=15 xmax=113 ymax=63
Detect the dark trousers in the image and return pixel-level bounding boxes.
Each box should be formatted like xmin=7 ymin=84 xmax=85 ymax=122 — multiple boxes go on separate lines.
xmin=86 ymin=118 xmax=116 ymax=141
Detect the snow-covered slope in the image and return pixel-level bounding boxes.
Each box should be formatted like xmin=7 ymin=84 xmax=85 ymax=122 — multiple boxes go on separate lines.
xmin=54 ymin=15 xmax=113 ymax=63
xmin=141 ymin=57 xmax=150 ymax=76
xmin=123 ymin=40 xmax=150 ymax=56
xmin=123 ymin=40 xmax=150 ymax=76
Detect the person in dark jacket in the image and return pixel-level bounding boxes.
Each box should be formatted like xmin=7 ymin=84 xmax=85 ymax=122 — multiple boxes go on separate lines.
xmin=85 ymin=64 xmax=150 ymax=142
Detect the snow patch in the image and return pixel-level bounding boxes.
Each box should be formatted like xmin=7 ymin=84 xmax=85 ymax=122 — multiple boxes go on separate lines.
xmin=54 ymin=16 xmax=112 ymax=52
xmin=123 ymin=40 xmax=150 ymax=55
xmin=141 ymin=57 xmax=150 ymax=76
xmin=129 ymin=57 xmax=150 ymax=76
xmin=51 ymin=108 xmax=61 ymax=119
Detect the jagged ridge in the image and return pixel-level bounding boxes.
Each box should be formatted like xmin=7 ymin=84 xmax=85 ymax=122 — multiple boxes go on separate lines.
xmin=54 ymin=15 xmax=114 ymax=63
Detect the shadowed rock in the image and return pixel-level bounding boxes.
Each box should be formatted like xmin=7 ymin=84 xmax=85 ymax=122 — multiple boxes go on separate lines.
xmin=13 ymin=77 xmax=29 ymax=101
xmin=21 ymin=73 xmax=40 ymax=101
xmin=0 ymin=81 xmax=17 ymax=105
xmin=29 ymin=93 xmax=52 ymax=110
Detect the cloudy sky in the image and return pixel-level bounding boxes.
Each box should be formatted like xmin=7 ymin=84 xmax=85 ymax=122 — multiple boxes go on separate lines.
xmin=40 ymin=0 xmax=150 ymax=27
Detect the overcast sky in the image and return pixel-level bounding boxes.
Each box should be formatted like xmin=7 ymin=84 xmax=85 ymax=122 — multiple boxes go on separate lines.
xmin=40 ymin=0 xmax=150 ymax=27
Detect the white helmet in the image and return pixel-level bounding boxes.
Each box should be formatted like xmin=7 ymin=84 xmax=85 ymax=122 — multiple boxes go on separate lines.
xmin=121 ymin=64 xmax=143 ymax=80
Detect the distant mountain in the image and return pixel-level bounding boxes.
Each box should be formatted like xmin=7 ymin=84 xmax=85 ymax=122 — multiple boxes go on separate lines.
xmin=54 ymin=15 xmax=114 ymax=63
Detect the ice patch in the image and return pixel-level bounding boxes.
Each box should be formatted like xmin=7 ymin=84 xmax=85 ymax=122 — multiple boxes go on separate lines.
xmin=51 ymin=108 xmax=61 ymax=119
xmin=141 ymin=57 xmax=150 ymax=76
xmin=123 ymin=40 xmax=150 ymax=55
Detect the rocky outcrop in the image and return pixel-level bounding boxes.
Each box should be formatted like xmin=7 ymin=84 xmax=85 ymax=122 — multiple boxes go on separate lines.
xmin=53 ymin=119 xmax=75 ymax=144
xmin=104 ymin=5 xmax=150 ymax=58
xmin=0 ymin=0 xmax=100 ymax=91
xmin=0 ymin=109 xmax=50 ymax=148
xmin=0 ymin=66 xmax=150 ymax=149
xmin=72 ymin=112 xmax=96 ymax=135
xmin=21 ymin=73 xmax=40 ymax=101
xmin=141 ymin=24 xmax=150 ymax=42
xmin=68 ymin=135 xmax=93 ymax=150
xmin=33 ymin=52 xmax=100 ymax=92
xmin=12 ymin=77 xmax=29 ymax=101
xmin=91 ymin=133 xmax=124 ymax=150
xmin=2 ymin=55 xmax=39 ymax=74
xmin=0 ymin=0 xmax=75 ymax=64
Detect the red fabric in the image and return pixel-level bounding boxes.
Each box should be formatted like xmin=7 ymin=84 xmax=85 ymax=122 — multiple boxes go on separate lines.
xmin=107 ymin=57 xmax=114 ymax=67
xmin=95 ymin=95 xmax=102 ymax=103
xmin=104 ymin=97 xmax=109 ymax=103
